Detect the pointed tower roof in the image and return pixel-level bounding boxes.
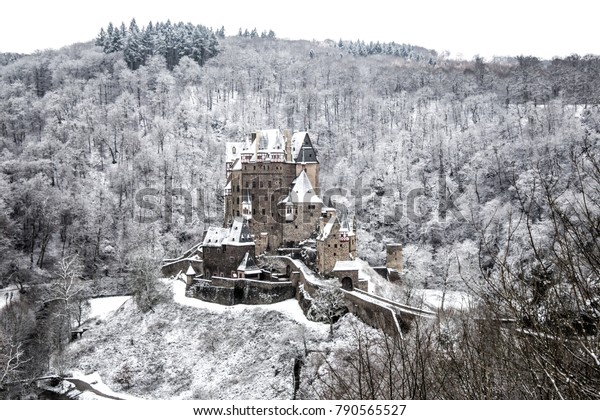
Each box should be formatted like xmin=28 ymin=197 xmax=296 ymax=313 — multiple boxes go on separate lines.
xmin=237 ymin=251 xmax=261 ymax=274
xmin=186 ymin=264 xmax=196 ymax=276
xmin=291 ymin=132 xmax=318 ymax=163
xmin=280 ymin=170 xmax=323 ymax=204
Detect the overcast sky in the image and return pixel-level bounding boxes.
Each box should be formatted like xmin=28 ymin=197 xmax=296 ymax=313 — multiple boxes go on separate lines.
xmin=1 ymin=0 xmax=598 ymax=59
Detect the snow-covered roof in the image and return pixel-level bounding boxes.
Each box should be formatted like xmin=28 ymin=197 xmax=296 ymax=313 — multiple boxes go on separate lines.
xmin=222 ymin=218 xmax=254 ymax=246
xmin=226 ymin=142 xmax=244 ymax=163
xmin=186 ymin=264 xmax=197 ymax=276
xmin=317 ymin=216 xmax=337 ymax=241
xmin=237 ymin=251 xmax=261 ymax=274
xmin=279 ymin=170 xmax=323 ymax=205
xmin=203 ymin=227 xmax=230 ymax=247
xmin=203 ymin=219 xmax=254 ymax=247
xmin=317 ymin=213 xmax=355 ymax=241
xmin=256 ymin=129 xmax=285 ymax=151
xmin=237 ymin=129 xmax=288 ymax=163
xmin=332 ymin=260 xmax=360 ymax=272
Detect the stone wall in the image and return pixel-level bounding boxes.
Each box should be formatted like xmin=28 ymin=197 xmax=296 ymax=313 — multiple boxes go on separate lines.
xmin=190 ymin=277 xmax=294 ymax=306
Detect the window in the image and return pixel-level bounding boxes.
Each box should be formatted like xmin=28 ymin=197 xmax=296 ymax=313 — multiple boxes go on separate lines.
xmin=245 ymin=181 xmax=249 ymax=188
xmin=236 ymin=185 xmax=240 ymax=192
xmin=232 ymin=146 xmax=237 ymax=154
xmin=260 ymin=181 xmax=263 ymax=188
xmin=262 ymin=208 xmax=266 ymax=215
xmin=237 ymin=198 xmax=240 ymax=204
xmin=253 ymin=208 xmax=256 ymax=215
xmin=252 ymin=181 xmax=256 ymax=188
xmin=334 ymin=244 xmax=337 ymax=248
xmin=268 ymin=181 xmax=272 ymax=188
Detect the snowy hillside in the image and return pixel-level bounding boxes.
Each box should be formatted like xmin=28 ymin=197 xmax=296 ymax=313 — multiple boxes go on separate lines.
xmin=65 ymin=279 xmax=364 ymax=399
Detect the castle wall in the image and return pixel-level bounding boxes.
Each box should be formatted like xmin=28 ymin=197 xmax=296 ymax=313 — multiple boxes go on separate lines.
xmin=191 ymin=277 xmax=294 ymax=305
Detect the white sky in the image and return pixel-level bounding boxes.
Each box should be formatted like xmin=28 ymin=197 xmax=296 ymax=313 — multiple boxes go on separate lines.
xmin=1 ymin=0 xmax=599 ymax=59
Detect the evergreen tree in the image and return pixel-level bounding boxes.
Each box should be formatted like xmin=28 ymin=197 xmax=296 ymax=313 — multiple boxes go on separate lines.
xmin=124 ymin=19 xmax=143 ymax=70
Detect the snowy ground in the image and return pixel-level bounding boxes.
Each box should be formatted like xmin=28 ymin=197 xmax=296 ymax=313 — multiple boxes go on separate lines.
xmin=414 ymin=289 xmax=473 ymax=311
xmin=66 ymin=278 xmax=348 ymax=399
xmin=88 ymin=296 xmax=132 ymax=320
xmin=62 ymin=371 xmax=142 ymax=400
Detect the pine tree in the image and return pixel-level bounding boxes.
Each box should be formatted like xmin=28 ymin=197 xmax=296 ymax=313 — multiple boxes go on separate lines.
xmin=124 ymin=19 xmax=142 ymax=70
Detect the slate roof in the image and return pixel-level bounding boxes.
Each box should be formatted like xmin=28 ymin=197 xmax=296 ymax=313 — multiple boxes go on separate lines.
xmin=291 ymin=132 xmax=318 ymax=163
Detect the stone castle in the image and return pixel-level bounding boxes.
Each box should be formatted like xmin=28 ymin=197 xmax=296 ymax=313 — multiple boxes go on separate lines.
xmin=223 ymin=129 xmax=322 ymax=254
xmin=206 ymin=128 xmax=359 ymax=281
xmin=163 ymin=129 xmax=405 ymax=316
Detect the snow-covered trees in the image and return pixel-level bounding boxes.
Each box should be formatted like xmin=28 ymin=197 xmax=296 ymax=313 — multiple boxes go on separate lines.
xmin=96 ymin=20 xmax=219 ymax=70
xmin=2 ymin=24 xmax=600 ymax=398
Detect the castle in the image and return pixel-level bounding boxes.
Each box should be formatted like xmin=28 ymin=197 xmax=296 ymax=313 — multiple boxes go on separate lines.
xmin=223 ymin=129 xmax=322 ymax=254
xmin=210 ymin=128 xmax=358 ymax=279
xmin=159 ymin=129 xmax=425 ymax=335
xmin=162 ymin=129 xmax=403 ymax=308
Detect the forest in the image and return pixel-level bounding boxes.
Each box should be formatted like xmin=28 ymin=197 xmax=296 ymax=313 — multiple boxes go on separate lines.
xmin=1 ymin=20 xmax=600 ymax=398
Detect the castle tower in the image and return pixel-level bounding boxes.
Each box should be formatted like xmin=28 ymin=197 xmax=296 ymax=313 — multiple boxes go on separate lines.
xmin=386 ymin=243 xmax=403 ymax=271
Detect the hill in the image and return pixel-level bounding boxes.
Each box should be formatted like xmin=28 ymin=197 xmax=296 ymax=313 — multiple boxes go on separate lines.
xmin=66 ymin=279 xmax=364 ymax=399
xmin=1 ymin=27 xmax=600 ymax=399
